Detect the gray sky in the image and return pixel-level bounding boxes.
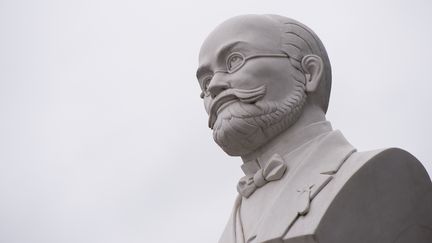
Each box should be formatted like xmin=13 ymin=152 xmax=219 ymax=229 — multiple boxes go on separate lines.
xmin=0 ymin=0 xmax=431 ymax=242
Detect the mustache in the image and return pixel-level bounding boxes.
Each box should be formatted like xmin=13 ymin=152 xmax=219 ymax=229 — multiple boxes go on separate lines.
xmin=208 ymin=85 xmax=266 ymax=129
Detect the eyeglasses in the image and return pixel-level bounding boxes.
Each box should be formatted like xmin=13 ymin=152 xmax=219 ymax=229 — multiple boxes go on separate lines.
xmin=200 ymin=52 xmax=288 ymax=98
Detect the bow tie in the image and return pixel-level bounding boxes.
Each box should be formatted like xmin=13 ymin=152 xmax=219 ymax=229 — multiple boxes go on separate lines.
xmin=237 ymin=154 xmax=287 ymax=198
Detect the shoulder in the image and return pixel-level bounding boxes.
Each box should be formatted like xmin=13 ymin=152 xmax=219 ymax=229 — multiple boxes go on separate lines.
xmin=315 ymin=148 xmax=432 ymax=243
xmin=348 ymin=147 xmax=429 ymax=176
xmin=338 ymin=147 xmax=432 ymax=196
xmin=285 ymin=148 xmax=432 ymax=243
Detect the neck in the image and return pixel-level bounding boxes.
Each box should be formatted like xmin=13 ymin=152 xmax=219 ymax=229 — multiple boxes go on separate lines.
xmin=240 ymin=104 xmax=329 ymax=168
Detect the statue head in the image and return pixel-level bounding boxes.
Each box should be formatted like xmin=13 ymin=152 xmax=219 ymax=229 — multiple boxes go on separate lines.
xmin=196 ymin=14 xmax=331 ymax=156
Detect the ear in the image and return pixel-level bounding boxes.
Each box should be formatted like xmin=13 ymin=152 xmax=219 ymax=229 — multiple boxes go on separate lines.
xmin=301 ymin=54 xmax=323 ymax=93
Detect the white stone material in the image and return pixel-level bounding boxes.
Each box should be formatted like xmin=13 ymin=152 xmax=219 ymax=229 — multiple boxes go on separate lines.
xmin=196 ymin=14 xmax=432 ymax=243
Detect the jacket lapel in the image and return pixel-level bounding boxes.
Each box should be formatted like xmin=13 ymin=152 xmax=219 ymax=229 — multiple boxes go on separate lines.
xmin=251 ymin=130 xmax=356 ymax=243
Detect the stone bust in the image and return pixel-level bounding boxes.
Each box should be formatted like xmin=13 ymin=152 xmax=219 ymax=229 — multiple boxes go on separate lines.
xmin=196 ymin=15 xmax=432 ymax=243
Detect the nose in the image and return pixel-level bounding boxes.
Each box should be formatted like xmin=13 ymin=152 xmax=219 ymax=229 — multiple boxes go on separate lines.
xmin=207 ymin=74 xmax=230 ymax=98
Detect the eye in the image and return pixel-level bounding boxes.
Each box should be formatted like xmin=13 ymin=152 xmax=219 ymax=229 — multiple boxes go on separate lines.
xmin=226 ymin=52 xmax=245 ymax=73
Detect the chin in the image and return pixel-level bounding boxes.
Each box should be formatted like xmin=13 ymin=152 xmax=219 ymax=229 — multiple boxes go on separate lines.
xmin=213 ymin=124 xmax=267 ymax=156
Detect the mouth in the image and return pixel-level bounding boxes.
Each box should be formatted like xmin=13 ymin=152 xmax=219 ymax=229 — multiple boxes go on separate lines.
xmin=208 ymin=95 xmax=237 ymax=129
xmin=216 ymin=100 xmax=237 ymax=115
xmin=208 ymin=85 xmax=266 ymax=129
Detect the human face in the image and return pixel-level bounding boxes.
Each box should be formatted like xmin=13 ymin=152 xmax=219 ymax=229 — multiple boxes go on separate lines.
xmin=196 ymin=15 xmax=307 ymax=156
xmin=197 ymin=50 xmax=291 ymax=129
xmin=197 ymin=42 xmax=301 ymax=120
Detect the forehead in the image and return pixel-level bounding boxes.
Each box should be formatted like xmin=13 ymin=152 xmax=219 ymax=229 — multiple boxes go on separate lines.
xmin=198 ymin=15 xmax=282 ymax=68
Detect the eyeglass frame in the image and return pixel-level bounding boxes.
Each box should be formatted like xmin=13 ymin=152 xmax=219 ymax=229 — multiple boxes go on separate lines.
xmin=200 ymin=52 xmax=288 ymax=98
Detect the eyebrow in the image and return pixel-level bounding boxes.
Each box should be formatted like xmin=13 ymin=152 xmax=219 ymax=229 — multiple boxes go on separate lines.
xmin=196 ymin=40 xmax=248 ymax=79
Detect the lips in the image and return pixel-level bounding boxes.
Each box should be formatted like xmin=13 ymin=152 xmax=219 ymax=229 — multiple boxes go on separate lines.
xmin=208 ymin=85 xmax=266 ymax=129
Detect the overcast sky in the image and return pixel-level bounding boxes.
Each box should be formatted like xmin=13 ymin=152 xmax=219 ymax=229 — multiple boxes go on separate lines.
xmin=0 ymin=0 xmax=431 ymax=242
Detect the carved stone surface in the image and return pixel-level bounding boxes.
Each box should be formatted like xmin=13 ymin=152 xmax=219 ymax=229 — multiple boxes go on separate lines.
xmin=196 ymin=14 xmax=432 ymax=243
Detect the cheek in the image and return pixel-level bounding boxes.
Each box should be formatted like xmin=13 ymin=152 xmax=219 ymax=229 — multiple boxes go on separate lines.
xmin=231 ymin=60 xmax=297 ymax=101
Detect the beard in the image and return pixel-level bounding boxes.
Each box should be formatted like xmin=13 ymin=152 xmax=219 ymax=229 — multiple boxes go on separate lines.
xmin=212 ymin=83 xmax=307 ymax=156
